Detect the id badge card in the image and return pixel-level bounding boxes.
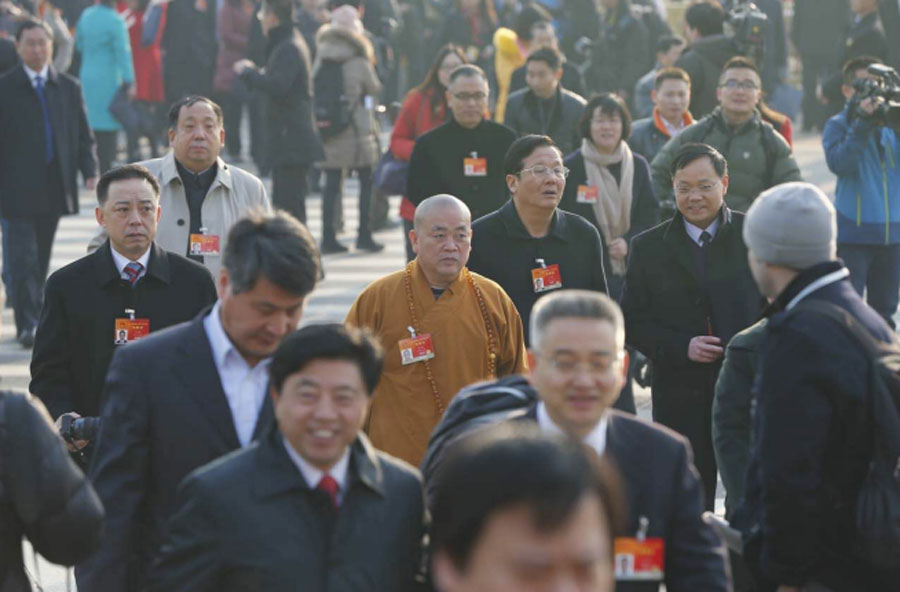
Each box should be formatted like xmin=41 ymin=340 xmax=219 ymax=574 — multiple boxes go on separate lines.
xmin=189 ymin=232 xmax=220 ymax=256
xmin=614 ymin=537 xmax=664 ymax=581
xmin=463 ymin=157 xmax=487 ymax=177
xmin=576 ymin=184 xmax=599 ymax=204
xmin=114 ymin=318 xmax=150 ymax=344
xmin=398 ymin=333 xmax=435 ymax=365
xmin=531 ymin=263 xmax=562 ymax=293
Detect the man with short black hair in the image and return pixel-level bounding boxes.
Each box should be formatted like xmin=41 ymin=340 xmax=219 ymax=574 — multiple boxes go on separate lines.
xmin=622 ymin=142 xmax=762 ymax=508
xmin=652 ymin=56 xmax=801 ymax=212
xmin=147 ymin=324 xmax=427 ymax=591
xmin=468 ymin=134 xmax=608 ymax=344
xmin=76 ymin=211 xmax=320 ymax=592
xmin=504 ymin=47 xmax=587 ymax=155
xmin=507 ymin=20 xmax=586 ymax=99
xmin=31 ymin=164 xmax=217 ymax=454
xmin=629 ymin=67 xmax=694 ymax=162
xmin=406 ymin=65 xmax=517 ymax=221
xmin=633 ymin=35 xmax=686 ymax=120
xmin=0 ymin=18 xmax=98 ymax=347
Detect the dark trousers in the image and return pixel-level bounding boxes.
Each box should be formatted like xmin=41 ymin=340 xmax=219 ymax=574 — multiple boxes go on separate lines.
xmin=4 ymin=214 xmax=60 ymax=333
xmin=322 ymin=167 xmax=374 ymax=243
xmin=248 ymin=92 xmax=269 ymax=175
xmin=271 ymin=164 xmax=309 ymax=224
xmin=403 ymin=218 xmax=415 ymax=262
xmin=838 ymin=242 xmax=900 ymax=329
xmin=125 ymin=102 xmax=163 ymax=162
xmin=799 ymin=53 xmax=837 ymax=130
xmin=216 ymin=91 xmax=244 ymax=158
xmin=95 ymin=130 xmax=118 ymax=174
xmin=653 ymin=386 xmax=718 ymax=510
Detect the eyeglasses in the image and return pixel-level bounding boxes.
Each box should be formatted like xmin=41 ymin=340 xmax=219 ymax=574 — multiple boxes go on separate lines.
xmin=719 ymin=79 xmax=760 ymax=91
xmin=674 ymin=181 xmax=720 ymax=198
xmin=520 ymin=165 xmax=570 ymax=179
xmin=451 ymin=91 xmax=487 ymax=103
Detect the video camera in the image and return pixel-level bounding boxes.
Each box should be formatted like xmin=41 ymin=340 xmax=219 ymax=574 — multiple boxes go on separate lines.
xmin=725 ymin=0 xmax=768 ymax=66
xmin=851 ymin=64 xmax=900 ymax=130
xmin=59 ymin=413 xmax=102 ymax=444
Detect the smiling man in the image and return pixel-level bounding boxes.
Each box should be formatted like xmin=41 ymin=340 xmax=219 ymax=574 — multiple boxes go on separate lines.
xmin=30 ymin=164 xmax=216 ymax=456
xmin=468 ymin=135 xmax=608 ymax=344
xmin=77 ymin=211 xmax=320 ymax=592
xmin=621 ymin=143 xmax=762 ymax=508
xmin=346 ymin=194 xmax=527 ymax=465
xmin=147 ymin=324 xmax=427 ymax=592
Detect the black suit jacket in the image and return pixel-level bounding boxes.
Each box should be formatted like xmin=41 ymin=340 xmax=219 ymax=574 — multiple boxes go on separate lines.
xmin=75 ymin=310 xmax=276 ymax=592
xmin=0 ymin=64 xmax=97 ymax=218
xmin=30 ymin=241 xmax=217 ymax=419
xmin=522 ymin=405 xmax=730 ymax=592
xmin=621 ymin=208 xmax=762 ymax=408
xmin=146 ymin=427 xmax=426 ymax=592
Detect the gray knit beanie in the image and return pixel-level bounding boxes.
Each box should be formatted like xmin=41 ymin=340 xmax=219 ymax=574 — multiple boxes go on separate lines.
xmin=743 ymin=182 xmax=836 ymax=270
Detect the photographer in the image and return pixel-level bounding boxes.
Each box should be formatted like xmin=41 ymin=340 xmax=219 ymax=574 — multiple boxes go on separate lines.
xmin=823 ymin=56 xmax=900 ymax=328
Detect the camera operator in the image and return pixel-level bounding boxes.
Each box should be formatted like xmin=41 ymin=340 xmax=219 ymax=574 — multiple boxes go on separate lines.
xmin=823 ymin=56 xmax=900 ymax=328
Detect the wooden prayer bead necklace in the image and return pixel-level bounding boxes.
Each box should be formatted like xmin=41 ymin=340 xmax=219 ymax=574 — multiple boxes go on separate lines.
xmin=403 ymin=262 xmax=498 ymax=415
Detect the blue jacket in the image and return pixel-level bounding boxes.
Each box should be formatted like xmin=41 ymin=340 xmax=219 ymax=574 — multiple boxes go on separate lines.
xmin=75 ymin=5 xmax=134 ymax=131
xmin=823 ymin=106 xmax=900 ymax=245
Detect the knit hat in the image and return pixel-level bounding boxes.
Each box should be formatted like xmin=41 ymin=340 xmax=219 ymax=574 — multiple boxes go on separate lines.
xmin=743 ymin=182 xmax=836 ymax=270
xmin=331 ymin=4 xmax=364 ymax=34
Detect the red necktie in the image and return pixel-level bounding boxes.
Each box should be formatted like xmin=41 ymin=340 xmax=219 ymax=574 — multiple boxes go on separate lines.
xmin=316 ymin=474 xmax=339 ymax=509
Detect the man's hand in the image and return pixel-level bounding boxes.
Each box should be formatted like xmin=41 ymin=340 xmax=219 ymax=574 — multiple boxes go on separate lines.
xmin=688 ymin=335 xmax=723 ymax=363
xmin=608 ymin=238 xmax=628 ymax=261
xmin=85 ymin=176 xmax=97 ymax=191
xmin=233 ymin=59 xmax=254 ymax=75
xmin=55 ymin=412 xmax=90 ymax=452
xmin=859 ymin=95 xmax=885 ymax=116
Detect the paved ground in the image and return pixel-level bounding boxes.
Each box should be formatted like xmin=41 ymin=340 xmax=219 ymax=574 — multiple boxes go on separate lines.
xmin=10 ymin=130 xmax=835 ymax=590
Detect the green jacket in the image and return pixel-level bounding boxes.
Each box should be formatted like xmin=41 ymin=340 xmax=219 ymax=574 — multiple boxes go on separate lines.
xmin=650 ymin=108 xmax=802 ymax=213
xmin=712 ymin=317 xmax=767 ymax=519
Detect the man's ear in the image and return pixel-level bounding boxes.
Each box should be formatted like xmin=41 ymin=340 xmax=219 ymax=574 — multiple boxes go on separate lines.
xmin=506 ymin=173 xmax=519 ymax=194
xmin=721 ymin=173 xmax=730 ymax=195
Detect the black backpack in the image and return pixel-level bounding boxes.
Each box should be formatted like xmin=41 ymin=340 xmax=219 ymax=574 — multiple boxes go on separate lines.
xmin=791 ymin=300 xmax=900 ymax=569
xmin=314 ymin=59 xmax=353 ymax=140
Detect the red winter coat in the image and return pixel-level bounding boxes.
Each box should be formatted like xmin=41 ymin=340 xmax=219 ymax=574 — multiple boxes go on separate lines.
xmin=119 ymin=3 xmax=166 ymax=103
xmin=390 ymin=87 xmax=448 ymax=220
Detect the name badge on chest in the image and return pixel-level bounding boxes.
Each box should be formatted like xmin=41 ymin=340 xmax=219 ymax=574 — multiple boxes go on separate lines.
xmin=189 ymin=227 xmax=220 ymax=256
xmin=463 ymin=151 xmax=487 ymax=177
xmin=576 ymin=185 xmax=598 ymax=204
xmin=398 ymin=326 xmax=436 ymax=365
xmin=614 ymin=516 xmax=665 ymax=581
xmin=531 ymin=258 xmax=563 ymax=293
xmin=114 ymin=309 xmax=150 ymax=345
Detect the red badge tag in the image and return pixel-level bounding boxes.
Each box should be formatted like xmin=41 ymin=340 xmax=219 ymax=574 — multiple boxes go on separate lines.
xmin=576 ymin=184 xmax=599 ymax=203
xmin=531 ymin=263 xmax=563 ymax=293
xmin=189 ymin=233 xmax=220 ymax=256
xmin=463 ymin=157 xmax=488 ymax=177
xmin=114 ymin=318 xmax=150 ymax=344
xmin=398 ymin=333 xmax=436 ymax=365
xmin=614 ymin=537 xmax=665 ymax=581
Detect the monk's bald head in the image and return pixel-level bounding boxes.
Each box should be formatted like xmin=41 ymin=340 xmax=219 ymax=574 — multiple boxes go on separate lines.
xmin=414 ymin=194 xmax=472 ymax=232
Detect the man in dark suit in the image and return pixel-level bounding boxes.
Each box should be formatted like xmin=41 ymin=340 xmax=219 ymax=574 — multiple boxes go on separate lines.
xmin=621 ymin=143 xmax=762 ymax=509
xmin=75 ymin=211 xmax=321 ymax=592
xmin=146 ymin=324 xmax=427 ymax=591
xmin=0 ymin=18 xmax=98 ymax=347
xmin=30 ymin=165 xmax=217 ymax=449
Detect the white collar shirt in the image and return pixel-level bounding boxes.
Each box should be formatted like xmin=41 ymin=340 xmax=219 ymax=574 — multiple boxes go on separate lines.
xmin=110 ymin=245 xmax=151 ymax=282
xmin=536 ymin=401 xmax=608 ymax=456
xmin=282 ymin=437 xmax=351 ymax=504
xmin=203 ymin=301 xmax=271 ymax=447
xmin=661 ymin=115 xmax=687 ymax=138
xmin=683 ymin=217 xmax=720 ymax=246
xmin=23 ymin=63 xmax=50 ymax=87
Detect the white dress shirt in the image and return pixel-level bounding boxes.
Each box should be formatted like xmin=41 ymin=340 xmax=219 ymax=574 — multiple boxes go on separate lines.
xmin=110 ymin=245 xmax=151 ymax=282
xmin=683 ymin=216 xmax=720 ymax=247
xmin=537 ymin=402 xmax=608 ymax=456
xmin=661 ymin=115 xmax=687 ymax=138
xmin=282 ymin=437 xmax=351 ymax=504
xmin=203 ymin=302 xmax=271 ymax=447
xmin=23 ymin=63 xmax=50 ymax=88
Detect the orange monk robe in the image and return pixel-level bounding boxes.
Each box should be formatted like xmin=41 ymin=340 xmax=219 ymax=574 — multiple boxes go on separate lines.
xmin=346 ymin=260 xmax=528 ymax=466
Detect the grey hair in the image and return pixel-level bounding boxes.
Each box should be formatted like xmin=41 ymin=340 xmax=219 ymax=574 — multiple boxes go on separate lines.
xmin=223 ymin=210 xmax=321 ymax=296
xmin=529 ymin=290 xmax=625 ymax=350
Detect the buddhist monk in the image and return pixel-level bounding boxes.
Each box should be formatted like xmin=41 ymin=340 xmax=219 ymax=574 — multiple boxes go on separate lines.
xmin=346 ymin=194 xmax=528 ymax=465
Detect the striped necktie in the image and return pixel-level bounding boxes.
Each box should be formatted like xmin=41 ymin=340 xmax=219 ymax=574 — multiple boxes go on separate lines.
xmin=123 ymin=261 xmax=144 ymax=287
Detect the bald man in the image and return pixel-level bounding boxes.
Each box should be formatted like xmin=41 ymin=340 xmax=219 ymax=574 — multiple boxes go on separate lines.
xmin=346 ymin=195 xmax=528 ymax=465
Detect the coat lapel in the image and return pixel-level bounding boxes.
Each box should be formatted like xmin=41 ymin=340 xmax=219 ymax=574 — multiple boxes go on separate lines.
xmin=44 ymin=67 xmax=65 ymax=154
xmin=662 ymin=214 xmax=702 ymax=286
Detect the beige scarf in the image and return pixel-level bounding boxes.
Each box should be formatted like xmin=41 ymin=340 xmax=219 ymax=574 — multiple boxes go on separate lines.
xmin=581 ymin=138 xmax=634 ymax=276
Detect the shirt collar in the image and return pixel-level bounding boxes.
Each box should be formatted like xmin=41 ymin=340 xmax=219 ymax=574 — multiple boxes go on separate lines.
xmin=110 ymin=245 xmax=152 ymax=277
xmin=282 ymin=435 xmax=351 ymax=492
xmin=683 ymin=214 xmax=720 ymax=246
xmin=23 ymin=63 xmax=50 ymax=84
xmin=203 ymin=301 xmax=273 ymax=371
xmin=536 ymin=401 xmax=608 ymax=455
xmin=499 ymin=199 xmax=567 ymax=240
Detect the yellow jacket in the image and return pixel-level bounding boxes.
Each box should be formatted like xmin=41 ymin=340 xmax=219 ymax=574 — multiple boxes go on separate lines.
xmin=492 ymin=27 xmax=525 ymax=123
